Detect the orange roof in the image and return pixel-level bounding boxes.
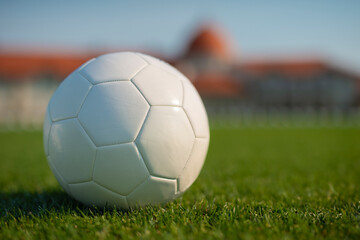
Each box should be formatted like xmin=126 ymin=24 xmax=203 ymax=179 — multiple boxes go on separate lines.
xmin=241 ymin=60 xmax=328 ymax=78
xmin=0 ymin=53 xmax=95 ymax=81
xmin=185 ymin=24 xmax=232 ymax=60
xmin=0 ymin=50 xmax=172 ymax=82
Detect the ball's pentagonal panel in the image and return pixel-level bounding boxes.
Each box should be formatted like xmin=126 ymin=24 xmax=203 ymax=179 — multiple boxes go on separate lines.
xmin=49 ymin=119 xmax=96 ymax=183
xmin=49 ymin=72 xmax=92 ymax=122
xmin=78 ymin=82 xmax=149 ymax=146
xmin=178 ymin=138 xmax=210 ymax=193
xmin=79 ymin=52 xmax=147 ymax=84
xmin=47 ymin=156 xmax=72 ymax=196
xmin=127 ymin=176 xmax=176 ymax=208
xmin=69 ymin=181 xmax=128 ymax=209
xmin=93 ymin=143 xmax=149 ymax=196
xmin=136 ymin=106 xmax=195 ymax=179
xmin=183 ymin=81 xmax=210 ymax=138
xmin=136 ymin=53 xmax=189 ymax=82
xmin=132 ymin=65 xmax=183 ymax=106
xmin=43 ymin=108 xmax=52 ymax=156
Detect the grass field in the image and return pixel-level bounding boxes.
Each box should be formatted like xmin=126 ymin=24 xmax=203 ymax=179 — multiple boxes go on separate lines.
xmin=0 ymin=127 xmax=359 ymax=239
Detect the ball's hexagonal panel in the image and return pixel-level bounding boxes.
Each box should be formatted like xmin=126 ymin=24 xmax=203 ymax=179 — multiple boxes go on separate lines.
xmin=183 ymin=80 xmax=210 ymax=138
xmin=47 ymin=156 xmax=72 ymax=196
xmin=49 ymin=119 xmax=96 ymax=183
xmin=69 ymin=181 xmax=128 ymax=209
xmin=136 ymin=106 xmax=195 ymax=179
xmin=43 ymin=108 xmax=51 ymax=156
xmin=132 ymin=65 xmax=183 ymax=106
xmin=79 ymin=52 xmax=147 ymax=85
xmin=78 ymin=82 xmax=149 ymax=146
xmin=49 ymin=72 xmax=92 ymax=122
xmin=76 ymin=58 xmax=95 ymax=71
xmin=136 ymin=53 xmax=189 ymax=83
xmin=177 ymin=138 xmax=210 ymax=193
xmin=93 ymin=143 xmax=149 ymax=196
xmin=127 ymin=176 xmax=176 ymax=208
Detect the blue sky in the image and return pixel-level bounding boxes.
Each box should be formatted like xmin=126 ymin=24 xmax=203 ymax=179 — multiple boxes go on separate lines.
xmin=1 ymin=0 xmax=360 ymax=72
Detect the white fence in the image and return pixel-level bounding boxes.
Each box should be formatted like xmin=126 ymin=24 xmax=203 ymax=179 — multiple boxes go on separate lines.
xmin=1 ymin=108 xmax=360 ymax=132
xmin=208 ymin=107 xmax=360 ymax=128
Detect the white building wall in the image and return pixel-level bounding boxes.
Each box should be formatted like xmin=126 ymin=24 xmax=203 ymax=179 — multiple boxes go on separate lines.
xmin=0 ymin=81 xmax=58 ymax=128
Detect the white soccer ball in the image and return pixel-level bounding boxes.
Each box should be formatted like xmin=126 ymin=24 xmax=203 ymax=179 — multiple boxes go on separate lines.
xmin=43 ymin=52 xmax=210 ymax=209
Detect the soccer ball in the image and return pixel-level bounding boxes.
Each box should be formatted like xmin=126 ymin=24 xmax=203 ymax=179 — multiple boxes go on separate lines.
xmin=43 ymin=52 xmax=209 ymax=209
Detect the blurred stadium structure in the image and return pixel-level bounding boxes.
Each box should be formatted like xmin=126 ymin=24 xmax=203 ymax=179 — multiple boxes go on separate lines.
xmin=1 ymin=23 xmax=360 ymax=128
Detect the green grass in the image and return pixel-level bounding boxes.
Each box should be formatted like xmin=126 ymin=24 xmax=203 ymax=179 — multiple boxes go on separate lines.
xmin=0 ymin=127 xmax=359 ymax=239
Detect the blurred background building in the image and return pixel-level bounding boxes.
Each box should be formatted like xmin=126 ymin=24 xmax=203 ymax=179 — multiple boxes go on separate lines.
xmin=175 ymin=25 xmax=360 ymax=114
xmin=1 ymin=1 xmax=360 ymax=128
